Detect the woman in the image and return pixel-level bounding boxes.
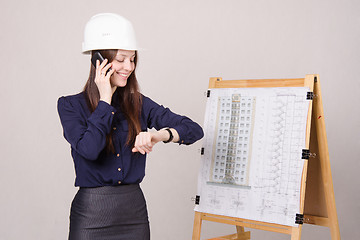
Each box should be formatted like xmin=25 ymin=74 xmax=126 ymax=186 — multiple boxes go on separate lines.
xmin=57 ymin=13 xmax=203 ymax=240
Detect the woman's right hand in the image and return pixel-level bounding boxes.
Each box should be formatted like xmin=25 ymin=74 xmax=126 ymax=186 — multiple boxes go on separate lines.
xmin=95 ymin=59 xmax=116 ymax=104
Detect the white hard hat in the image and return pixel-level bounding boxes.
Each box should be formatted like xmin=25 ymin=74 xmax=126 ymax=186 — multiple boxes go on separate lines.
xmin=82 ymin=13 xmax=138 ymax=54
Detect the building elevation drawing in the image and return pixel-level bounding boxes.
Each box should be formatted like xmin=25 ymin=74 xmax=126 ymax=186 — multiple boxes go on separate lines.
xmin=209 ymin=94 xmax=255 ymax=186
xmin=195 ymin=87 xmax=310 ymax=227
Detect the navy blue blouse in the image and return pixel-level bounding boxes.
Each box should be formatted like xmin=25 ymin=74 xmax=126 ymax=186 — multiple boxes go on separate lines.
xmin=57 ymin=92 xmax=204 ymax=187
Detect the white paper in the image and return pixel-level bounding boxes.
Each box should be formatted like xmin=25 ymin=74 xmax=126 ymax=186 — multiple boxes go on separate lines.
xmin=195 ymin=87 xmax=310 ymax=227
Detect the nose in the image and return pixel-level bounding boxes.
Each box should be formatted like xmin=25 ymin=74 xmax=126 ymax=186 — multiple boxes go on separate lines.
xmin=123 ymin=60 xmax=133 ymax=72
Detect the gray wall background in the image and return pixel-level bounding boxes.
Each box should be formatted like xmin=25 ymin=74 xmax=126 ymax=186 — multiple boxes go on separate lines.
xmin=1 ymin=0 xmax=359 ymax=239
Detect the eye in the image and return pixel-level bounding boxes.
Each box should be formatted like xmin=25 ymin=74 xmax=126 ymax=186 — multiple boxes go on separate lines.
xmin=117 ymin=59 xmax=124 ymax=63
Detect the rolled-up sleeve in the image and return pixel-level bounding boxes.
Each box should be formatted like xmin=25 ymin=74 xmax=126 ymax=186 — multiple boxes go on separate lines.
xmin=142 ymin=95 xmax=204 ymax=145
xmin=57 ymin=96 xmax=116 ymax=160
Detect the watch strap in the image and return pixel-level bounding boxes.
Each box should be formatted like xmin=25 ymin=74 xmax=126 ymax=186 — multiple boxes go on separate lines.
xmin=163 ymin=128 xmax=173 ymax=143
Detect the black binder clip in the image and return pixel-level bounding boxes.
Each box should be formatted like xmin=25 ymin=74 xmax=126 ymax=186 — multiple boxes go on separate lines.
xmin=195 ymin=195 xmax=200 ymax=205
xmin=302 ymin=149 xmax=310 ymax=160
xmin=306 ymin=92 xmax=314 ymax=100
xmin=207 ymin=90 xmax=211 ymax=97
xmin=295 ymin=213 xmax=304 ymax=224
xmin=201 ymin=148 xmax=205 ymax=155
xmin=191 ymin=195 xmax=200 ymax=205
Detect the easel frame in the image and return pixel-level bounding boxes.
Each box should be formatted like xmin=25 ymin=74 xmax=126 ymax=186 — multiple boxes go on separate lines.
xmin=192 ymin=74 xmax=340 ymax=240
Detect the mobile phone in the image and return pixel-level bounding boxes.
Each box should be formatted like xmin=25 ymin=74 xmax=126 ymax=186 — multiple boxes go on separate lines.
xmin=91 ymin=51 xmax=112 ymax=74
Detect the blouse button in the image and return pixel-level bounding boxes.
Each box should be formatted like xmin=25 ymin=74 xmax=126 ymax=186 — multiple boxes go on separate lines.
xmin=118 ymin=168 xmax=121 ymax=172
xmin=117 ymin=153 xmax=120 ymax=157
xmin=113 ymin=127 xmax=117 ymax=130
xmin=118 ymin=181 xmax=121 ymax=184
xmin=181 ymin=140 xmax=184 ymax=144
xmin=111 ymin=112 xmax=115 ymax=115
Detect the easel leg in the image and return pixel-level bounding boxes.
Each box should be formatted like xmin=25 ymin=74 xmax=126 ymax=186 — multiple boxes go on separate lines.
xmin=290 ymin=226 xmax=302 ymax=240
xmin=236 ymin=226 xmax=251 ymax=240
xmin=329 ymin=217 xmax=341 ymax=240
xmin=236 ymin=226 xmax=244 ymax=234
xmin=313 ymin=76 xmax=341 ymax=240
xmin=192 ymin=212 xmax=202 ymax=240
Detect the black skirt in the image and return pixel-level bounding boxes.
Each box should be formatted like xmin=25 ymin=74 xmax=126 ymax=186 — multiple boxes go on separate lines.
xmin=69 ymin=184 xmax=150 ymax=240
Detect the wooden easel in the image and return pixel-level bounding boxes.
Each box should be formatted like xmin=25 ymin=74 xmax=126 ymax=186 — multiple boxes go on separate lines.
xmin=192 ymin=74 xmax=340 ymax=240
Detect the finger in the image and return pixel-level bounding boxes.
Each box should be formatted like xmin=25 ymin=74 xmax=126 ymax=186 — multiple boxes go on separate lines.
xmin=99 ymin=58 xmax=108 ymax=69
xmin=147 ymin=132 xmax=156 ymax=149
xmin=132 ymin=146 xmax=149 ymax=154
xmin=137 ymin=137 xmax=149 ymax=154
xmin=95 ymin=62 xmax=104 ymax=80
xmin=95 ymin=60 xmax=100 ymax=77
xmin=135 ymin=133 xmax=153 ymax=154
xmin=141 ymin=144 xmax=152 ymax=153
xmin=139 ymin=133 xmax=153 ymax=151
xmin=133 ymin=135 xmax=145 ymax=154
xmin=144 ymin=135 xmax=153 ymax=150
xmin=140 ymin=145 xmax=153 ymax=154
xmin=136 ymin=146 xmax=146 ymax=155
xmin=103 ymin=62 xmax=112 ymax=73
xmin=96 ymin=59 xmax=108 ymax=76
xmin=105 ymin=65 xmax=115 ymax=77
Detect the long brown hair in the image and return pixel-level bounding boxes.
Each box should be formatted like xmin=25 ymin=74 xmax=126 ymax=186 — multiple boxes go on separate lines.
xmin=83 ymin=49 xmax=142 ymax=152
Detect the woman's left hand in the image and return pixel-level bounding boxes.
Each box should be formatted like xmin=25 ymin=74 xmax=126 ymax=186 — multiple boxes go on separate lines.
xmin=132 ymin=129 xmax=178 ymax=154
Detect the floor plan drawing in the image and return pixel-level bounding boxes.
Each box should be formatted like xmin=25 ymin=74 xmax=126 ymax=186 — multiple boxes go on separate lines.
xmin=195 ymin=87 xmax=310 ymax=227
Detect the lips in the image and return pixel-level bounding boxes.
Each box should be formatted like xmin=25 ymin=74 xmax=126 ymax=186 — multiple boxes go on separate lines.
xmin=117 ymin=72 xmax=128 ymax=77
xmin=115 ymin=72 xmax=130 ymax=81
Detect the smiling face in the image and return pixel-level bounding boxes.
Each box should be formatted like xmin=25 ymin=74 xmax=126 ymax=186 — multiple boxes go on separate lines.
xmin=110 ymin=49 xmax=136 ymax=87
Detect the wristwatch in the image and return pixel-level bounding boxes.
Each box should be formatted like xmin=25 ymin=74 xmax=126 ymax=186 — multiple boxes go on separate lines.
xmin=163 ymin=128 xmax=173 ymax=143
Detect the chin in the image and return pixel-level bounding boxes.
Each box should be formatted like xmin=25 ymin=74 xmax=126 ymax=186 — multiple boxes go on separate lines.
xmin=111 ymin=77 xmax=128 ymax=87
xmin=116 ymin=81 xmax=127 ymax=87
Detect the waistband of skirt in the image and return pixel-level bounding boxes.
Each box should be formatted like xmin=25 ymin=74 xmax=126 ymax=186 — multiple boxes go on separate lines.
xmin=79 ymin=184 xmax=140 ymax=195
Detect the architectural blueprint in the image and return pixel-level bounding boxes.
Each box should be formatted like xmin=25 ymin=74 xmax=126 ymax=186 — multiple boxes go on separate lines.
xmin=195 ymin=87 xmax=310 ymax=227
